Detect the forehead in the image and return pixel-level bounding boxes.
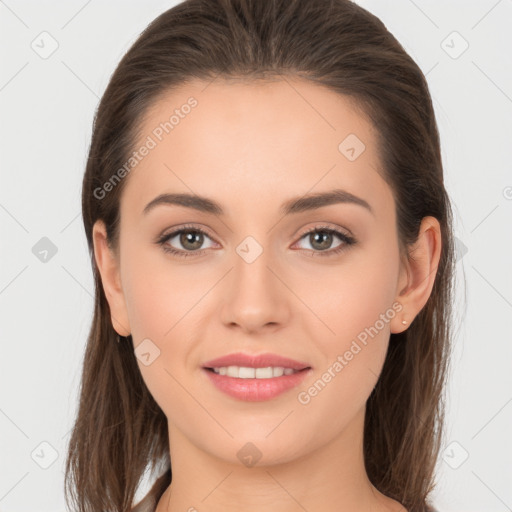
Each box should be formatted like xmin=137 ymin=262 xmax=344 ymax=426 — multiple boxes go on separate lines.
xmin=121 ymin=77 xmax=391 ymax=220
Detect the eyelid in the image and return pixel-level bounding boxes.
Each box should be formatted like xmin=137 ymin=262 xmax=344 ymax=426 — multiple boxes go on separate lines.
xmin=295 ymin=222 xmax=354 ymax=240
xmin=291 ymin=223 xmax=355 ymax=252
xmin=158 ymin=222 xmax=352 ymax=242
xmin=158 ymin=222 xmax=217 ymax=238
xmin=156 ymin=223 xmax=220 ymax=247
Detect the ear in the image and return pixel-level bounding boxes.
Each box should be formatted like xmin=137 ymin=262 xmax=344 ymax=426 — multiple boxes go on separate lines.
xmin=391 ymin=216 xmax=442 ymax=334
xmin=92 ymin=219 xmax=131 ymax=336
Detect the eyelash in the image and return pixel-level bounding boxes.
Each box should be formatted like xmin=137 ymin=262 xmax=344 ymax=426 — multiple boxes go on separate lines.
xmin=156 ymin=223 xmax=357 ymax=259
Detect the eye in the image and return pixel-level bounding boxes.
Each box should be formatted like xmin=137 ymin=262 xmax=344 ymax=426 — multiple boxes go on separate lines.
xmin=293 ymin=224 xmax=357 ymax=257
xmin=156 ymin=224 xmax=217 ymax=258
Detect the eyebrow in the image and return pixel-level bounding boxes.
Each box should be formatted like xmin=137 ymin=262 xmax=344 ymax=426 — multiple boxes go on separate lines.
xmin=142 ymin=188 xmax=374 ymax=217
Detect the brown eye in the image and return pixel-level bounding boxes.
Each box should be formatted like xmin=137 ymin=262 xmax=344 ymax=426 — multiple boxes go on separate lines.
xmin=178 ymin=230 xmax=205 ymax=251
xmin=294 ymin=225 xmax=357 ymax=257
xmin=308 ymin=230 xmax=335 ymax=251
xmin=156 ymin=225 xmax=216 ymax=258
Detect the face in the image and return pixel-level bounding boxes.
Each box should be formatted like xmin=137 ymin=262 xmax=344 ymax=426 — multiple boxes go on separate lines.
xmin=95 ymin=77 xmax=415 ymax=466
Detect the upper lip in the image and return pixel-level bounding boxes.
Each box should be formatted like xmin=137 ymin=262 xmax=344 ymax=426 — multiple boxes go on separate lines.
xmin=202 ymin=352 xmax=311 ymax=371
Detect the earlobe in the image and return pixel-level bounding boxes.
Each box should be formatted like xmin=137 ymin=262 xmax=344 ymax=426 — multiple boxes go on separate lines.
xmin=391 ymin=216 xmax=442 ymax=334
xmin=92 ymin=220 xmax=131 ymax=336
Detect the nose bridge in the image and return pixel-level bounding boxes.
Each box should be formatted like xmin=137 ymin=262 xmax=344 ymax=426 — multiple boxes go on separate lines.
xmin=220 ymin=232 xmax=290 ymax=330
xmin=233 ymin=233 xmax=279 ymax=296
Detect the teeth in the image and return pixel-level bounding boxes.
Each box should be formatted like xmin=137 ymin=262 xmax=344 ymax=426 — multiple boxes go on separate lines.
xmin=212 ymin=366 xmax=299 ymax=378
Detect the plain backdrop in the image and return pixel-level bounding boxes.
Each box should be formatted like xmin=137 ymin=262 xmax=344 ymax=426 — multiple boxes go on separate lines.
xmin=0 ymin=1 xmax=511 ymax=511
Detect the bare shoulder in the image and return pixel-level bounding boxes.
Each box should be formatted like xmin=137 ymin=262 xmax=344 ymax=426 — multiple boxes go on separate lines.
xmin=382 ymin=495 xmax=408 ymax=512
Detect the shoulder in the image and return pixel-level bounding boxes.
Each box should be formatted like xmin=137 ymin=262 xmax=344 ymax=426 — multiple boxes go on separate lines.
xmin=131 ymin=468 xmax=172 ymax=512
xmin=131 ymin=493 xmax=158 ymax=512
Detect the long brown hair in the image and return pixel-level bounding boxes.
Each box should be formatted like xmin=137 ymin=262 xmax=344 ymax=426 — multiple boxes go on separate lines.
xmin=65 ymin=0 xmax=456 ymax=510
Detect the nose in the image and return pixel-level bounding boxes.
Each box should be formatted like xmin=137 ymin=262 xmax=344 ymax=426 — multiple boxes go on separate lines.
xmin=220 ymin=245 xmax=291 ymax=334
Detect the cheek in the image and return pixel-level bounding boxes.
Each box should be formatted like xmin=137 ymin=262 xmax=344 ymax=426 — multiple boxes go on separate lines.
xmin=293 ymin=250 xmax=399 ymax=442
xmin=303 ymin=239 xmax=399 ymax=338
xmin=119 ymin=249 xmax=196 ymax=417
xmin=120 ymin=238 xmax=207 ymax=339
xmin=118 ymin=240 xmax=210 ymax=407
xmin=297 ymin=235 xmax=400 ymax=394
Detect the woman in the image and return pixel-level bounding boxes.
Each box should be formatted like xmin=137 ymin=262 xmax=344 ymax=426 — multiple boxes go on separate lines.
xmin=65 ymin=0 xmax=455 ymax=511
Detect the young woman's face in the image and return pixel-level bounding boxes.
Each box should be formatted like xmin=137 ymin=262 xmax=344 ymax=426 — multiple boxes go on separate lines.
xmin=100 ymin=77 xmax=412 ymax=465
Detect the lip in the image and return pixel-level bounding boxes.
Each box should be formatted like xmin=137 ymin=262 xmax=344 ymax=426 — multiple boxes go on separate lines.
xmin=201 ymin=352 xmax=312 ymax=402
xmin=202 ymin=352 xmax=311 ymax=371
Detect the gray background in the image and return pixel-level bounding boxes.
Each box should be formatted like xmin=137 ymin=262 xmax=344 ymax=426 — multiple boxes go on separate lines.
xmin=1 ymin=1 xmax=511 ymax=511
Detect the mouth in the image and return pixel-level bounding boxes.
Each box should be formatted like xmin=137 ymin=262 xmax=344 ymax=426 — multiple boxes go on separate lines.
xmin=203 ymin=366 xmax=309 ymax=378
xmin=202 ymin=351 xmax=311 ymax=372
xmin=201 ymin=352 xmax=312 ymax=401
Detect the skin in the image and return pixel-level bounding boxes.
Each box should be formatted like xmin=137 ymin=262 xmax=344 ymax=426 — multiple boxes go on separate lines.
xmin=93 ymin=77 xmax=441 ymax=512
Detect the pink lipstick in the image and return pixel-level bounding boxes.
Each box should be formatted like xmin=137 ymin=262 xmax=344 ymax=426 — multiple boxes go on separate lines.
xmin=202 ymin=352 xmax=312 ymax=401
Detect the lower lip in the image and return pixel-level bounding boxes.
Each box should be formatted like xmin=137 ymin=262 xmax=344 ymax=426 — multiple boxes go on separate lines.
xmin=202 ymin=367 xmax=311 ymax=401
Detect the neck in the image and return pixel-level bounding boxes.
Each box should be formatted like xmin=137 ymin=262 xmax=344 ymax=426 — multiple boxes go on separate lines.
xmin=156 ymin=407 xmax=405 ymax=512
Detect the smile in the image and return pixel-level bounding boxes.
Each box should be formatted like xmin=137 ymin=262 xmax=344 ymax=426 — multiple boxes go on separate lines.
xmin=202 ymin=366 xmax=311 ymax=401
xmin=210 ymin=366 xmax=300 ymax=378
